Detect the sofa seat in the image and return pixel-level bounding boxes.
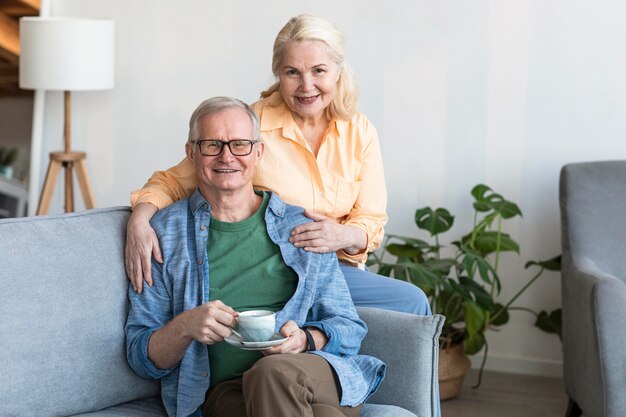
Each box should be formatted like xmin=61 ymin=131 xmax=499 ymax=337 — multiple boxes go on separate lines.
xmin=69 ymin=397 xmax=417 ymax=417
xmin=71 ymin=397 xmax=165 ymax=416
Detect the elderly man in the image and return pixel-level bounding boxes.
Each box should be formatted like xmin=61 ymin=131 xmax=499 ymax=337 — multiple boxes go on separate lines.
xmin=125 ymin=97 xmax=385 ymax=417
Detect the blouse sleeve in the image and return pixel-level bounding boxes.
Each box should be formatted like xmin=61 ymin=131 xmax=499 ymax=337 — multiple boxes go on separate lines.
xmin=130 ymin=157 xmax=198 ymax=210
xmin=340 ymin=119 xmax=388 ymax=264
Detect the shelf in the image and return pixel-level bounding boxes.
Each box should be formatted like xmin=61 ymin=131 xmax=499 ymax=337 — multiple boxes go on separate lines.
xmin=0 ymin=174 xmax=28 ymax=218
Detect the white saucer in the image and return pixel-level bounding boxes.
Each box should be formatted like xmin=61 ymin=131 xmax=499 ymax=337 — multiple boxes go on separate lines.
xmin=224 ymin=333 xmax=288 ymax=350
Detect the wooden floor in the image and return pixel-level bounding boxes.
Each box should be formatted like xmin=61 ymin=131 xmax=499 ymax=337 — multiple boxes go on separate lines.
xmin=440 ymin=369 xmax=569 ymax=417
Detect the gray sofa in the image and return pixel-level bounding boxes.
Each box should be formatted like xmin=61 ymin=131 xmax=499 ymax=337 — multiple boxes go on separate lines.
xmin=0 ymin=207 xmax=443 ymax=417
xmin=560 ymin=161 xmax=626 ymax=417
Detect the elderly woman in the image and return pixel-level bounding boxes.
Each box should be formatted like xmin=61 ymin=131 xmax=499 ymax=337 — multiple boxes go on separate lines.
xmin=126 ymin=14 xmax=431 ymax=316
xmin=125 ymin=96 xmax=384 ymax=417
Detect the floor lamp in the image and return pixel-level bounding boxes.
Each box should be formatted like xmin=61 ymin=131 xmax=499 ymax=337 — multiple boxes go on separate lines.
xmin=19 ymin=17 xmax=115 ymax=215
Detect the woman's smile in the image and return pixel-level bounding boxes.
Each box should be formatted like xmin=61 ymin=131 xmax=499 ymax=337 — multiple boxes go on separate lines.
xmin=296 ymin=95 xmax=320 ymax=104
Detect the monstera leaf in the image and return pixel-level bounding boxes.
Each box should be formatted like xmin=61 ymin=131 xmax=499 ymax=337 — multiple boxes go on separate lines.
xmin=415 ymin=207 xmax=454 ymax=236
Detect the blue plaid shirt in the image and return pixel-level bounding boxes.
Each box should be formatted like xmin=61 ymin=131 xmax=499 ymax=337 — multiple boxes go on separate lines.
xmin=125 ymin=190 xmax=386 ymax=417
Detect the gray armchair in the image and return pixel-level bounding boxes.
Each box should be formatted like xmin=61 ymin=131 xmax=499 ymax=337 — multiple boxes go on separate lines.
xmin=560 ymin=161 xmax=626 ymax=417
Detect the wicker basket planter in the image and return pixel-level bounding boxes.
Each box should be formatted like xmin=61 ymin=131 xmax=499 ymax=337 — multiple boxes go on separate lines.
xmin=438 ymin=342 xmax=471 ymax=400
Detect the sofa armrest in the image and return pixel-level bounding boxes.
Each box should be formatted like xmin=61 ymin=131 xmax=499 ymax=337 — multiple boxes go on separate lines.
xmin=356 ymin=307 xmax=444 ymax=417
xmin=562 ymin=256 xmax=626 ymax=417
xmin=0 ymin=207 xmax=159 ymax=417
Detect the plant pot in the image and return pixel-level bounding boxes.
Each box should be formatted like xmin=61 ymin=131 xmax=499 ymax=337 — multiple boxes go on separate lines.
xmin=438 ymin=342 xmax=471 ymax=400
xmin=0 ymin=165 xmax=13 ymax=179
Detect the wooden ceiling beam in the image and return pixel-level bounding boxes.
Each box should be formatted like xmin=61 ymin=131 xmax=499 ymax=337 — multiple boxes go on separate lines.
xmin=0 ymin=0 xmax=40 ymax=17
xmin=19 ymin=0 xmax=40 ymax=12
xmin=0 ymin=0 xmax=39 ymax=97
xmin=0 ymin=10 xmax=19 ymax=63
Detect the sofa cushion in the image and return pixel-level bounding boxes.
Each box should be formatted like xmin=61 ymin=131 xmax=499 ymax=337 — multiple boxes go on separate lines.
xmin=70 ymin=396 xmax=166 ymax=416
xmin=357 ymin=307 xmax=443 ymax=417
xmin=0 ymin=207 xmax=159 ymax=416
xmin=362 ymin=403 xmax=418 ymax=417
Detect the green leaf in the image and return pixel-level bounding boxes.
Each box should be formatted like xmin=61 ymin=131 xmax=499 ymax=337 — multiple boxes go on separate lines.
xmin=464 ymin=301 xmax=486 ymax=336
xmin=386 ymin=258 xmax=413 ymax=280
xmin=439 ymin=292 xmax=464 ymax=324
xmin=385 ymin=234 xmax=433 ymax=248
xmin=423 ymin=258 xmax=456 ymax=276
xmin=377 ymin=264 xmax=393 ymax=277
xmin=535 ymin=309 xmax=562 ymax=339
xmin=471 ymin=184 xmax=522 ymax=219
xmin=464 ymin=330 xmax=486 ymax=355
xmin=391 ymin=261 xmax=440 ymax=289
xmin=473 ymin=231 xmax=520 ymax=256
xmin=475 ymin=259 xmax=490 ymax=283
xmin=0 ymin=146 xmax=18 ymax=166
xmin=448 ymin=279 xmax=471 ymax=300
xmin=462 ymin=253 xmax=474 ymax=277
xmin=525 ymin=255 xmax=562 ymax=271
xmin=471 ymin=184 xmax=493 ymax=212
xmin=408 ymin=264 xmax=441 ymax=289
xmin=490 ymin=303 xmax=509 ymax=326
xmin=494 ymin=201 xmax=522 ymax=219
xmin=459 ymin=248 xmax=497 ymax=287
xmin=455 ymin=242 xmax=503 ymax=294
xmin=471 ymin=184 xmax=492 ymax=200
xmin=439 ymin=277 xmax=457 ymax=293
xmin=385 ymin=243 xmax=424 ymax=259
xmin=458 ymin=276 xmax=495 ymax=311
xmin=478 ymin=258 xmax=501 ymax=293
xmin=415 ymin=207 xmax=454 ymax=236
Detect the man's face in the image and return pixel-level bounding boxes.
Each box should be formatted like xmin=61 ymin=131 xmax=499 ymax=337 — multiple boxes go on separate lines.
xmin=186 ymin=107 xmax=263 ymax=195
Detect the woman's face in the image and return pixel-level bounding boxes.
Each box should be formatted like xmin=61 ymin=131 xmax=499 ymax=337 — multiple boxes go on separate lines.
xmin=278 ymin=40 xmax=341 ymax=122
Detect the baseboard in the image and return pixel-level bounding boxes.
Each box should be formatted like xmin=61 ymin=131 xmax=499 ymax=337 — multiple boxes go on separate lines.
xmin=468 ymin=353 xmax=563 ymax=378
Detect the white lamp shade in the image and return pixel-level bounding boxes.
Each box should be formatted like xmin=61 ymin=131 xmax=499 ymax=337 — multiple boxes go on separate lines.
xmin=19 ymin=17 xmax=115 ymax=91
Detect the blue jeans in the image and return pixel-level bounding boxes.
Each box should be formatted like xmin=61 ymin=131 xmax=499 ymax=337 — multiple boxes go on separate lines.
xmin=339 ymin=262 xmax=441 ymax=417
xmin=339 ymin=263 xmax=432 ymax=315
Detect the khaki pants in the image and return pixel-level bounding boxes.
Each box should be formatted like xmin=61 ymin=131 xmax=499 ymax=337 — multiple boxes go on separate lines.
xmin=202 ymin=354 xmax=363 ymax=417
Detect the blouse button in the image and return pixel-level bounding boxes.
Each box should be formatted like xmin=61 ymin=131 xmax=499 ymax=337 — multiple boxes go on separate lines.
xmin=200 ymin=225 xmax=207 ymax=231
xmin=197 ymin=258 xmax=203 ymax=265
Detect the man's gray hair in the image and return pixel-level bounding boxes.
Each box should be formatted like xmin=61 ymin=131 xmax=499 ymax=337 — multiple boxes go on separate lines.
xmin=187 ymin=97 xmax=260 ymax=142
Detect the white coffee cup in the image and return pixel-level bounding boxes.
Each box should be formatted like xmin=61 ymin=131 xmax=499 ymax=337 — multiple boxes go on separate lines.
xmin=237 ymin=310 xmax=276 ymax=342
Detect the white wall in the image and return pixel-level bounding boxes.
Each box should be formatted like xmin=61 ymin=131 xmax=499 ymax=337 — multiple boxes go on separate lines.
xmin=35 ymin=0 xmax=626 ymax=376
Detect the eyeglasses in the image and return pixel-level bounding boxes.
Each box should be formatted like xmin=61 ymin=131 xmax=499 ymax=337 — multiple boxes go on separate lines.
xmin=191 ymin=139 xmax=258 ymax=156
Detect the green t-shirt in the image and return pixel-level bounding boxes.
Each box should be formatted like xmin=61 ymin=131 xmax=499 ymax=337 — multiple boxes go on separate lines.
xmin=207 ymin=191 xmax=298 ymax=387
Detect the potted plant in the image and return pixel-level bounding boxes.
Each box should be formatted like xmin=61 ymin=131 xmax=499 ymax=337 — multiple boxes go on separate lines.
xmin=0 ymin=145 xmax=19 ymax=179
xmin=367 ymin=184 xmax=561 ymax=398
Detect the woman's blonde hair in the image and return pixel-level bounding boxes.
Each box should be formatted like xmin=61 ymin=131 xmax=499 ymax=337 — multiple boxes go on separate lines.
xmin=260 ymin=14 xmax=359 ymax=120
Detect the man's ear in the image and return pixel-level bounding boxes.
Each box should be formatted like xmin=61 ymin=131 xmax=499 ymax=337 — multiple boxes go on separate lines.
xmin=185 ymin=142 xmax=196 ymax=166
xmin=255 ymin=141 xmax=265 ymax=162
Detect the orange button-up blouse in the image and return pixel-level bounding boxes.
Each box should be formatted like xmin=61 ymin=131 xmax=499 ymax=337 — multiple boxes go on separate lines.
xmin=131 ymin=94 xmax=388 ymax=265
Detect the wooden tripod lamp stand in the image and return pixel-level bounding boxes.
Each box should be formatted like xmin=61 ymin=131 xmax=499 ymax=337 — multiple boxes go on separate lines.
xmin=19 ymin=17 xmax=115 ymax=215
